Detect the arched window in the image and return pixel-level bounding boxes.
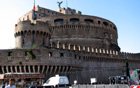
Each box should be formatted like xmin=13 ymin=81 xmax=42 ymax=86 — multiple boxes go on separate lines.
xmin=85 ymin=19 xmax=93 ymax=23
xmin=113 ymin=26 xmax=117 ymax=30
xmin=70 ymin=18 xmax=79 ymax=22
xmin=54 ymin=19 xmax=64 ymax=23
xmin=103 ymin=22 xmax=108 ymax=26
xmin=98 ymin=20 xmax=101 ymax=24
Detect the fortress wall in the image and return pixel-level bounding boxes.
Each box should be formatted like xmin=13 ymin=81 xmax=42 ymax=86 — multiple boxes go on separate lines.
xmin=49 ymin=41 xmax=140 ymax=62
xmin=0 ymin=46 xmax=139 ymax=83
xmin=50 ymin=23 xmax=117 ymax=40
xmin=0 ymin=49 xmax=82 ymax=74
xmin=50 ymin=25 xmax=118 ymax=50
xmin=50 ymin=41 xmax=140 ymax=62
xmin=80 ymin=59 xmax=125 ymax=83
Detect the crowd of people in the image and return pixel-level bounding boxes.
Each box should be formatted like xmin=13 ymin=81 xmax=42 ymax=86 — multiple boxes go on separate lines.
xmin=1 ymin=79 xmax=16 ymax=88
xmin=0 ymin=79 xmax=43 ymax=88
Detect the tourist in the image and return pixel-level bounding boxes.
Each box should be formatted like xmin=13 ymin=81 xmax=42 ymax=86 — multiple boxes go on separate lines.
xmin=5 ymin=79 xmax=16 ymax=88
xmin=1 ymin=81 xmax=6 ymax=88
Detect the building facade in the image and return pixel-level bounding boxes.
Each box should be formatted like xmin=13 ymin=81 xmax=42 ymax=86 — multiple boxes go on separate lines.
xmin=0 ymin=5 xmax=140 ymax=84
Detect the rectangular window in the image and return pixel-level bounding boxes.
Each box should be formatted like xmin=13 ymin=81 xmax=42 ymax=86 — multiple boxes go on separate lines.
xmin=79 ymin=56 xmax=81 ymax=60
xmin=60 ymin=53 xmax=64 ymax=57
xmin=75 ymin=55 xmax=77 ymax=59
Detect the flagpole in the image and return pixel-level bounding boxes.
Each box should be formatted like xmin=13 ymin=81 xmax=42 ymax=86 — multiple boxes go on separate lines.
xmin=33 ymin=0 xmax=36 ymax=20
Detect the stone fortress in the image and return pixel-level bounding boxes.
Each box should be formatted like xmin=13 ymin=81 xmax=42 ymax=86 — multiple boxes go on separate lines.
xmin=0 ymin=3 xmax=140 ymax=84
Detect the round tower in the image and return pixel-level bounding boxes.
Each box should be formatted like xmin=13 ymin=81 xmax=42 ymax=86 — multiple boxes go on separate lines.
xmin=14 ymin=20 xmax=51 ymax=48
xmin=39 ymin=15 xmax=120 ymax=51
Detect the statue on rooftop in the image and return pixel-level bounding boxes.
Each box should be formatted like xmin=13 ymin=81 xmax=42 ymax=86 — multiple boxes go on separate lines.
xmin=57 ymin=1 xmax=63 ymax=9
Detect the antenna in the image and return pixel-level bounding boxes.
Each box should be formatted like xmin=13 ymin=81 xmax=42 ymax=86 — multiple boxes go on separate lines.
xmin=66 ymin=0 xmax=68 ymax=8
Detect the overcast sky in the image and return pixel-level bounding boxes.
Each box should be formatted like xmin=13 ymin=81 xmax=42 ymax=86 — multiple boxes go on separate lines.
xmin=0 ymin=0 xmax=139 ymax=53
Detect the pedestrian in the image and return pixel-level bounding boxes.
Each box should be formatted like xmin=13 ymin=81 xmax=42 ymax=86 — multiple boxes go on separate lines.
xmin=5 ymin=79 xmax=16 ymax=88
xmin=1 ymin=81 xmax=6 ymax=88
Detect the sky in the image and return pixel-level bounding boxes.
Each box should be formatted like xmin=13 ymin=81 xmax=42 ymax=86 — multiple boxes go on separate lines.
xmin=0 ymin=0 xmax=139 ymax=53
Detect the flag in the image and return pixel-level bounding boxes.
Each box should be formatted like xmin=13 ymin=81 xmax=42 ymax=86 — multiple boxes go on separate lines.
xmin=33 ymin=0 xmax=36 ymax=20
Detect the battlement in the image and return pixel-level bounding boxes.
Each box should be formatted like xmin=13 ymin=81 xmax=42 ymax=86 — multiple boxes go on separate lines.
xmin=18 ymin=5 xmax=64 ymax=22
xmin=15 ymin=20 xmax=50 ymax=33
xmin=0 ymin=44 xmax=139 ymax=65
xmin=58 ymin=7 xmax=82 ymax=15
xmin=49 ymin=41 xmax=140 ymax=60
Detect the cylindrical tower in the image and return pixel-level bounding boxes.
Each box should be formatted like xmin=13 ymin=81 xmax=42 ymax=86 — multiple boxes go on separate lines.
xmin=39 ymin=15 xmax=120 ymax=51
xmin=14 ymin=20 xmax=51 ymax=48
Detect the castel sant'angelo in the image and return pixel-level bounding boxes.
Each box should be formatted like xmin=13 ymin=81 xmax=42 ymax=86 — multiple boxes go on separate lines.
xmin=0 ymin=2 xmax=140 ymax=84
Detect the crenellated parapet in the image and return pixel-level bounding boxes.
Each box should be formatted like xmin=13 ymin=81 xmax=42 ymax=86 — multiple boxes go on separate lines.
xmin=58 ymin=7 xmax=82 ymax=15
xmin=18 ymin=5 xmax=64 ymax=22
xmin=49 ymin=41 xmax=140 ymax=61
xmin=50 ymin=41 xmax=118 ymax=55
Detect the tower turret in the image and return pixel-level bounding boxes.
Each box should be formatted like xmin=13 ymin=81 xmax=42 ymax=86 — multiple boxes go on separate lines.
xmin=14 ymin=20 xmax=51 ymax=48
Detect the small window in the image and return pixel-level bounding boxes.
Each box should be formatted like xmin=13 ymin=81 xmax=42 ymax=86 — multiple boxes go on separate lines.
xmin=85 ymin=19 xmax=93 ymax=23
xmin=98 ymin=21 xmax=101 ymax=24
xmin=22 ymin=39 xmax=24 ymax=44
xmin=49 ymin=52 xmax=52 ymax=57
xmin=60 ymin=53 xmax=64 ymax=57
xmin=54 ymin=19 xmax=64 ymax=23
xmin=103 ymin=22 xmax=108 ymax=26
xmin=8 ymin=52 xmax=12 ymax=56
xmin=79 ymin=56 xmax=81 ymax=60
xmin=113 ymin=27 xmax=116 ymax=30
xmin=75 ymin=55 xmax=77 ymax=59
xmin=70 ymin=18 xmax=79 ymax=22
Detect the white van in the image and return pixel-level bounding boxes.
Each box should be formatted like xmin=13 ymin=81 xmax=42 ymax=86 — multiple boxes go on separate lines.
xmin=43 ymin=75 xmax=69 ymax=87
